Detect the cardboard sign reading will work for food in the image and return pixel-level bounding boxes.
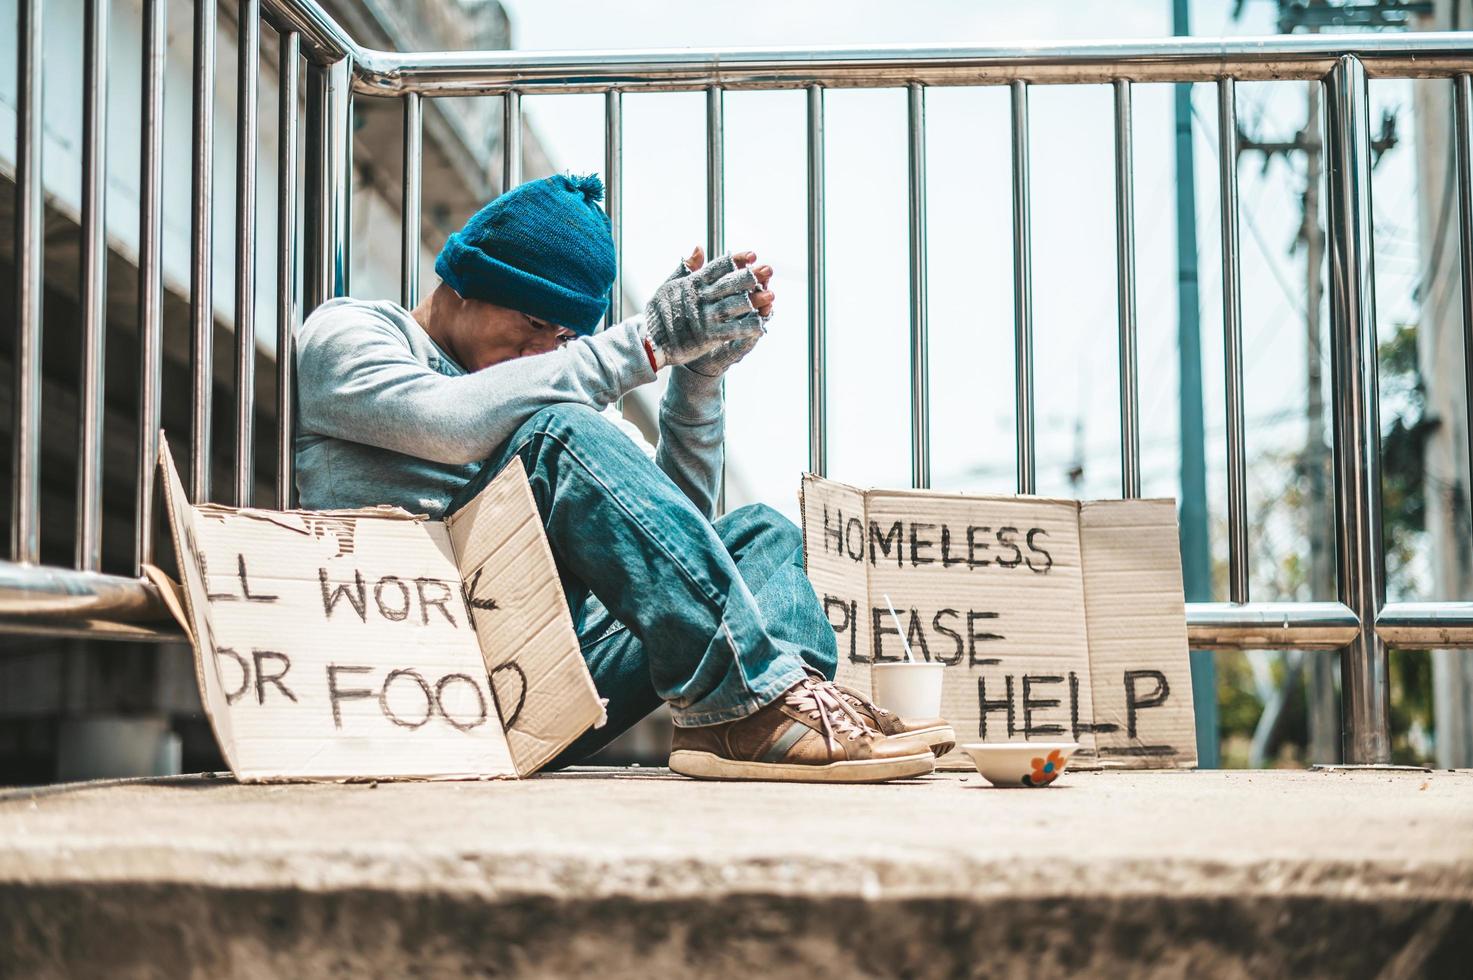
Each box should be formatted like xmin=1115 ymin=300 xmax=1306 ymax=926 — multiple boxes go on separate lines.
xmin=150 ymin=436 xmax=603 ymax=782
xmin=801 ymin=476 xmax=1197 ymax=769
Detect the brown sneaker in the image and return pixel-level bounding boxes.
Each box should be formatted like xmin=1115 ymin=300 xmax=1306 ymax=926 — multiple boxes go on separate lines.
xmin=832 ymin=682 xmax=957 ymax=758
xmin=668 ymin=677 xmax=936 ymax=783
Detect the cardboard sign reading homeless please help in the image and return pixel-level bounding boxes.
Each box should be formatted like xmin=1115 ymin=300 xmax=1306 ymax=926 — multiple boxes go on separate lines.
xmin=800 ymin=475 xmax=1197 ymax=769
xmin=148 ymin=436 xmax=603 ymax=782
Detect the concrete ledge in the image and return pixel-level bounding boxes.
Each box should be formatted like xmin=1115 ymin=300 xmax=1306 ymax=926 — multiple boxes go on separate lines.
xmin=1 ymin=769 xmax=1470 ymax=978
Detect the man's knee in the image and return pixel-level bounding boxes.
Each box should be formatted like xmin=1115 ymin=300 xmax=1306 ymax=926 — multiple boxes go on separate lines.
xmin=513 ymin=403 xmax=643 ymax=466
xmin=523 ymin=402 xmax=614 ymax=440
xmin=728 ymin=502 xmax=803 ymax=553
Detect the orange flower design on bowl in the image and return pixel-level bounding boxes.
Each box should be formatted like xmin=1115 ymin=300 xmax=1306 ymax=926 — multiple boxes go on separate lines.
xmin=1022 ymin=748 xmax=1067 ymax=787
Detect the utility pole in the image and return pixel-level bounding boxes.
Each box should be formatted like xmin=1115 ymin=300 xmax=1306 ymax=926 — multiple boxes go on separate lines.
xmin=1067 ymin=415 xmax=1085 ymax=496
xmin=1236 ymin=85 xmax=1342 ymax=763
xmin=1173 ymin=0 xmax=1220 ymax=768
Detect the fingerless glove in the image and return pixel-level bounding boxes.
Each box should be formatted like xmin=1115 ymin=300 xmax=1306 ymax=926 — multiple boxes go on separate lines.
xmin=644 ymin=254 xmax=766 ymax=367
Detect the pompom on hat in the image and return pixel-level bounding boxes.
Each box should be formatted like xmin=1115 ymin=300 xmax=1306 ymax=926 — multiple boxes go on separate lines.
xmin=434 ymin=173 xmax=615 ymax=336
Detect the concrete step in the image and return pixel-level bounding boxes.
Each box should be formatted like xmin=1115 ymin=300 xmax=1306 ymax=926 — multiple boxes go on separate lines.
xmin=1 ymin=769 xmax=1470 ymax=978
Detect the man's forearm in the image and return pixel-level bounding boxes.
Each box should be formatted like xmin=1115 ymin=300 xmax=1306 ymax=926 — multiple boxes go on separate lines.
xmin=655 ymin=367 xmax=726 ymax=519
xmin=298 ymin=314 xmax=656 ymax=467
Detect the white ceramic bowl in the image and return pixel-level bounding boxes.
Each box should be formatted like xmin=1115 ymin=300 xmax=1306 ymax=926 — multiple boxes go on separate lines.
xmin=958 ymin=742 xmax=1079 ymax=788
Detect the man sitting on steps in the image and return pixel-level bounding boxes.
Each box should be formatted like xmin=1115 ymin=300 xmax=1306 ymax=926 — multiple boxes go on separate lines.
xmin=293 ymin=173 xmax=955 ymax=782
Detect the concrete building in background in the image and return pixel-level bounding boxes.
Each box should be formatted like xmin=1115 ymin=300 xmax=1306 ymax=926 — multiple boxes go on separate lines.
xmin=1416 ymin=0 xmax=1473 ymax=767
xmin=0 ymin=0 xmax=578 ymax=781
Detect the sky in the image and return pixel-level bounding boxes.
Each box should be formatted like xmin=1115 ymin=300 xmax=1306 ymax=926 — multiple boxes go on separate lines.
xmin=496 ymin=0 xmax=1427 ymax=601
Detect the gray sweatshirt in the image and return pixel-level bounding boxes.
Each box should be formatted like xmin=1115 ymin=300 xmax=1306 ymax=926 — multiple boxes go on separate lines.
xmin=293 ymin=298 xmax=726 ymax=519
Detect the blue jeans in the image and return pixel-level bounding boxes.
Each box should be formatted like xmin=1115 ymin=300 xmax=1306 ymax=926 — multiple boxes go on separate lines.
xmin=446 ymin=403 xmax=837 ymax=765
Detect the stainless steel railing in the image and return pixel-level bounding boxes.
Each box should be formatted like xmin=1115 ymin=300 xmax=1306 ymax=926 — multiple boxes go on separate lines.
xmin=6 ymin=0 xmax=1473 ymax=764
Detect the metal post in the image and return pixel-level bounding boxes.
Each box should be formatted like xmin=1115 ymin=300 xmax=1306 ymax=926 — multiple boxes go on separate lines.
xmin=77 ymin=0 xmax=110 ymax=570
xmin=907 ymin=83 xmax=931 ymax=489
xmin=1302 ymin=79 xmax=1341 ymax=763
xmin=707 ymin=85 xmax=726 ymax=512
xmin=706 ymin=86 xmax=725 ymax=259
xmin=503 ymin=89 xmax=522 ymax=192
xmin=1324 ymin=55 xmax=1390 ymax=764
xmin=1173 ymin=0 xmax=1218 ymax=768
xmin=344 ymin=81 xmax=354 ymax=287
xmin=1456 ymin=73 xmax=1473 ymax=525
xmin=11 ymin=0 xmax=44 ymax=565
xmin=277 ymin=31 xmax=301 ymax=510
xmin=1114 ymin=79 xmax=1140 ymax=499
xmin=605 ymin=89 xmax=623 ymax=326
xmin=235 ymin=0 xmax=261 ymax=508
xmin=304 ymin=57 xmax=354 ymax=313
xmin=1011 ymin=80 xmax=1036 ymax=495
xmin=304 ymin=63 xmax=327 ymax=312
xmin=136 ymin=0 xmax=167 ymax=570
xmin=190 ymin=0 xmax=217 ymax=503
xmin=402 ymin=92 xmax=422 ymax=309
xmin=807 ymin=84 xmax=828 ymax=477
xmin=1218 ymin=77 xmax=1249 ymax=605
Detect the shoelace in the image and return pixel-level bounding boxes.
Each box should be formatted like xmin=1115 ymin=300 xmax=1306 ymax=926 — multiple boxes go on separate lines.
xmin=785 ymin=679 xmax=878 ymax=750
xmin=838 ymin=688 xmax=891 ymax=717
xmin=800 ymin=667 xmax=894 ymax=720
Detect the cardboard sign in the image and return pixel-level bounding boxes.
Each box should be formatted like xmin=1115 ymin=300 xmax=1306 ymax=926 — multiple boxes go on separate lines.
xmin=149 ymin=436 xmax=602 ymax=782
xmin=800 ymin=475 xmax=1196 ymax=769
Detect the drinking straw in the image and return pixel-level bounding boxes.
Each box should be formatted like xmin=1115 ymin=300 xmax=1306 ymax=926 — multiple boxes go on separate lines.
xmin=882 ymin=593 xmax=915 ymax=663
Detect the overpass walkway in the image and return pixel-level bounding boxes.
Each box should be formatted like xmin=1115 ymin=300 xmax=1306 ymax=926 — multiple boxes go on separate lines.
xmin=1 ymin=768 xmax=1470 ymax=978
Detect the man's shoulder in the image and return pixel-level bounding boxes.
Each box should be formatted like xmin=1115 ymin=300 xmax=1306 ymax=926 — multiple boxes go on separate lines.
xmin=298 ymin=297 xmax=422 ymax=359
xmin=301 ymin=297 xmax=409 ymax=337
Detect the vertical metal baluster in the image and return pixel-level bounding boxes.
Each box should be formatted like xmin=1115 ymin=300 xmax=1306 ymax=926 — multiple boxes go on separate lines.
xmin=190 ymin=0 xmax=217 ymax=503
xmin=1218 ymin=77 xmax=1249 ymax=604
xmin=706 ymin=86 xmax=725 ymax=258
xmin=1324 ymin=55 xmax=1390 ymax=764
xmin=503 ymin=89 xmax=522 ymax=192
xmin=344 ymin=91 xmax=356 ymax=288
xmin=304 ymin=63 xmax=326 ymax=311
xmin=11 ymin=0 xmax=44 ymax=565
xmin=334 ymin=70 xmax=355 ymax=297
xmin=277 ymin=31 xmax=301 ymax=510
xmin=344 ymin=83 xmax=354 ymax=292
xmin=304 ymin=57 xmax=353 ymax=312
xmin=807 ymin=84 xmax=827 ymax=478
xmin=907 ymin=82 xmax=930 ymax=490
xmin=605 ymin=89 xmax=623 ymax=327
xmin=77 ymin=0 xmax=110 ymax=570
xmin=402 ymin=92 xmax=422 ymax=309
xmin=235 ymin=0 xmax=260 ymax=507
xmin=136 ymin=0 xmax=167 ymax=570
xmin=707 ymin=85 xmax=726 ymax=512
xmin=1114 ymin=79 xmax=1141 ymax=499
xmin=1456 ymin=74 xmax=1473 ymax=525
xmin=1011 ymin=80 xmax=1036 ymax=495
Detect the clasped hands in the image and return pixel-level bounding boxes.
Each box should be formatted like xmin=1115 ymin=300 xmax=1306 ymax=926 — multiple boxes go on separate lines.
xmin=643 ymin=246 xmax=775 ymax=379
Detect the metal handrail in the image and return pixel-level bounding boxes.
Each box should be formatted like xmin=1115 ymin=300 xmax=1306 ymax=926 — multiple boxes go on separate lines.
xmin=347 ymin=32 xmax=1473 ymax=95
xmin=8 ymin=0 xmax=1473 ymax=765
xmin=0 ymin=562 xmax=1383 ymax=652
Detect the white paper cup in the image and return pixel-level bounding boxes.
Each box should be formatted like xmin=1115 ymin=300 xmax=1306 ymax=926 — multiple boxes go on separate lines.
xmin=871 ymin=662 xmax=946 ymax=720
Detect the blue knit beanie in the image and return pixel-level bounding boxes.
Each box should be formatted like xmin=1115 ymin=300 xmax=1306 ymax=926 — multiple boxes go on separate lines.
xmin=434 ymin=173 xmax=615 ymax=335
